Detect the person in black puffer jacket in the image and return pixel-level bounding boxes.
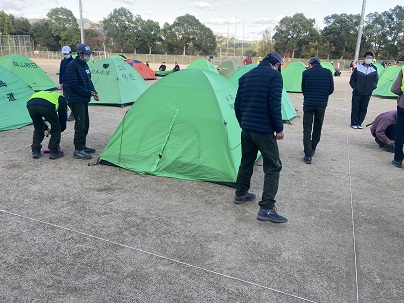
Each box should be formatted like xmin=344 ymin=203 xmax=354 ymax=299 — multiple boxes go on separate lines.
xmin=65 ymin=43 xmax=99 ymax=160
xmin=301 ymin=57 xmax=334 ymax=164
xmin=233 ymin=52 xmax=287 ymax=224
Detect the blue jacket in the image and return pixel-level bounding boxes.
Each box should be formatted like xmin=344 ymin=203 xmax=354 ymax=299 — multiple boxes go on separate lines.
xmin=65 ymin=57 xmax=96 ymax=104
xmin=302 ymin=64 xmax=334 ymax=107
xmin=349 ymin=63 xmax=378 ymax=96
xmin=234 ymin=61 xmax=283 ymax=134
xmin=59 ymin=56 xmax=73 ymax=85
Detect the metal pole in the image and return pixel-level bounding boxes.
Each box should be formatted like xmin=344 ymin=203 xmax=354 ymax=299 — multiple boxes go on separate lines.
xmin=79 ymin=0 xmax=85 ymax=43
xmin=354 ymin=0 xmax=366 ymax=62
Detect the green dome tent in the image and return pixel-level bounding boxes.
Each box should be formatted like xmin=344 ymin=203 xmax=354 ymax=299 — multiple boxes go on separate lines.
xmin=0 ymin=54 xmax=57 ymax=91
xmin=217 ymin=60 xmax=241 ymax=78
xmin=321 ymin=62 xmax=336 ymax=75
xmin=373 ymin=62 xmax=385 ymax=76
xmin=89 ymin=58 xmax=149 ymax=106
xmin=0 ymin=66 xmax=35 ymax=131
xmin=99 ymin=69 xmax=242 ymax=183
xmin=187 ymin=59 xmax=219 ymax=74
xmin=282 ymin=61 xmax=306 ymax=92
xmin=228 ymin=64 xmax=297 ymax=121
xmin=373 ymin=65 xmax=402 ymax=98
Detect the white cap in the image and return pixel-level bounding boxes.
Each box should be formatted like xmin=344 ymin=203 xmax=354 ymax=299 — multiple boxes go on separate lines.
xmin=61 ymin=46 xmax=71 ymax=54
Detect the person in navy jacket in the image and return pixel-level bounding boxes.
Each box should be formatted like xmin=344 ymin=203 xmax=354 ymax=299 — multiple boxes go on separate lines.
xmin=59 ymin=45 xmax=74 ymax=121
xmin=301 ymin=57 xmax=334 ymax=164
xmin=234 ymin=52 xmax=287 ymax=224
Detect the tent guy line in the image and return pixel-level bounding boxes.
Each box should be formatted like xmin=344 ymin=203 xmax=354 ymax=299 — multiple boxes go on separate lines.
xmin=0 ymin=208 xmax=319 ymax=303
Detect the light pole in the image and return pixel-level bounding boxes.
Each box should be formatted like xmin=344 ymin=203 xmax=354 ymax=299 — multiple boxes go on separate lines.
xmin=354 ymin=0 xmax=366 ymax=62
xmin=79 ymin=0 xmax=85 ymax=43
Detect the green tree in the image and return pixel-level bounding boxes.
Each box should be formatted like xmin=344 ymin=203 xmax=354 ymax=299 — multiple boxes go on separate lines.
xmin=138 ymin=19 xmax=161 ymax=54
xmin=30 ymin=19 xmax=58 ymax=50
xmin=84 ymin=29 xmax=104 ymax=51
xmin=382 ymin=5 xmax=404 ymax=59
xmin=0 ymin=11 xmax=14 ymax=35
xmin=11 ymin=17 xmax=31 ymax=35
xmin=321 ymin=14 xmax=359 ymax=59
xmin=160 ymin=22 xmax=180 ymax=54
xmin=256 ymin=28 xmax=274 ymax=57
xmin=103 ymin=7 xmax=137 ymax=53
xmin=273 ymin=13 xmax=316 ymax=58
xmin=46 ymin=7 xmax=80 ymax=47
xmin=363 ymin=12 xmax=389 ymax=58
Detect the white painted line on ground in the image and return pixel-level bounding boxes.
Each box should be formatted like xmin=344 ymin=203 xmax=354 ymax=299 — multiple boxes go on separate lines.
xmin=0 ymin=208 xmax=319 ymax=303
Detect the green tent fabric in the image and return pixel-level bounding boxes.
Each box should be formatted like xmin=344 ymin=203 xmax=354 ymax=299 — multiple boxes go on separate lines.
xmin=0 ymin=54 xmax=57 ymax=91
xmin=100 ymin=69 xmax=242 ymax=183
xmin=373 ymin=65 xmax=402 ymax=98
xmin=0 ymin=66 xmax=35 ymax=131
xmin=320 ymin=62 xmax=335 ymax=75
xmin=187 ymin=59 xmax=219 ymax=74
xmin=89 ymin=58 xmax=149 ymax=106
xmin=373 ymin=62 xmax=384 ymax=76
xmin=227 ymin=64 xmax=297 ymax=121
xmin=282 ymin=62 xmax=306 ymax=92
xmin=109 ymin=54 xmax=127 ymax=60
xmin=217 ymin=60 xmax=241 ymax=78
xmin=155 ymin=70 xmax=174 ymax=77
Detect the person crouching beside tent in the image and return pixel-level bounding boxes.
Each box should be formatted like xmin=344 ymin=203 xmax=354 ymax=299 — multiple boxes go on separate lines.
xmin=27 ymin=91 xmax=67 ymax=159
xmin=368 ymin=110 xmax=397 ymax=153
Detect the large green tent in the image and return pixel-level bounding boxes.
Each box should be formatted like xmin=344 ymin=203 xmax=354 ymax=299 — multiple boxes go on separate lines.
xmin=321 ymin=62 xmax=336 ymax=75
xmin=89 ymin=58 xmax=149 ymax=106
xmin=217 ymin=60 xmax=241 ymax=78
xmin=228 ymin=64 xmax=297 ymax=121
xmin=0 ymin=66 xmax=35 ymax=131
xmin=100 ymin=69 xmax=242 ymax=183
xmin=0 ymin=54 xmax=57 ymax=91
xmin=373 ymin=65 xmax=402 ymax=98
xmin=373 ymin=62 xmax=385 ymax=76
xmin=282 ymin=62 xmax=306 ymax=92
xmin=187 ymin=59 xmax=219 ymax=74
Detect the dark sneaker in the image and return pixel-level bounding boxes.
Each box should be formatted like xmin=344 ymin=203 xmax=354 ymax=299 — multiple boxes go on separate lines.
xmin=234 ymin=192 xmax=256 ymax=204
xmin=303 ymin=156 xmax=312 ymax=164
xmin=311 ymin=149 xmax=316 ymax=156
xmin=382 ymin=145 xmax=394 ymax=153
xmin=49 ymin=151 xmax=65 ymax=159
xmin=83 ymin=146 xmax=96 ymax=153
xmin=67 ymin=113 xmax=75 ymax=121
xmin=73 ymin=150 xmax=92 ymax=159
xmin=392 ymin=159 xmax=402 ymax=168
xmin=32 ymin=150 xmax=41 ymax=159
xmin=257 ymin=207 xmax=288 ymax=223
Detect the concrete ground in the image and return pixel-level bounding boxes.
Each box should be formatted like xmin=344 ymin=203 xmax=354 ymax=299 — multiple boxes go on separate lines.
xmin=0 ymin=59 xmax=403 ymax=303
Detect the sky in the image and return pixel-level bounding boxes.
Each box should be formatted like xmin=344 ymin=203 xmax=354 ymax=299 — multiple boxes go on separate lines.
xmin=0 ymin=0 xmax=401 ymax=41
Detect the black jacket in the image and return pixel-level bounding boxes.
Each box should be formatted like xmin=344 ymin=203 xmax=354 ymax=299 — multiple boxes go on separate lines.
xmin=349 ymin=63 xmax=378 ymax=96
xmin=302 ymin=64 xmax=334 ymax=107
xmin=65 ymin=57 xmax=96 ymax=104
xmin=59 ymin=56 xmax=73 ymax=85
xmin=234 ymin=61 xmax=283 ymax=134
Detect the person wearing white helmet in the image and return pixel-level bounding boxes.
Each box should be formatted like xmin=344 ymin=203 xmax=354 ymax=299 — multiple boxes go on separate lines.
xmin=60 ymin=46 xmax=74 ymax=121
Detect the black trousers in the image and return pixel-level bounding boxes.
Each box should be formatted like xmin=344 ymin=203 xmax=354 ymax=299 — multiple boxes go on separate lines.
xmin=351 ymin=94 xmax=371 ymax=126
xmin=72 ymin=102 xmax=90 ymax=151
xmin=394 ymin=107 xmax=404 ymax=162
xmin=27 ymin=105 xmax=61 ymax=153
xmin=236 ymin=130 xmax=282 ymax=209
xmin=303 ymin=105 xmax=326 ymax=157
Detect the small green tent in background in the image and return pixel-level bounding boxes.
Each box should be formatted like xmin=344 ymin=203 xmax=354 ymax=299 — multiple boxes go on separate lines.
xmin=155 ymin=70 xmax=174 ymax=77
xmin=217 ymin=60 xmax=240 ymax=78
xmin=321 ymin=62 xmax=335 ymax=75
xmin=89 ymin=58 xmax=149 ymax=106
xmin=373 ymin=65 xmax=402 ymax=98
xmin=282 ymin=62 xmax=306 ymax=92
xmin=100 ymin=69 xmax=242 ymax=183
xmin=228 ymin=64 xmax=297 ymax=121
xmin=0 ymin=54 xmax=57 ymax=91
xmin=187 ymin=59 xmax=219 ymax=74
xmin=0 ymin=66 xmax=35 ymax=131
xmin=373 ymin=62 xmax=385 ymax=76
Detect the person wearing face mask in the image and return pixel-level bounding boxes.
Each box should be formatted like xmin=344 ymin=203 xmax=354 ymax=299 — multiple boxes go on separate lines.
xmin=59 ymin=46 xmax=74 ymax=121
xmin=349 ymin=51 xmax=378 ymax=129
xmin=65 ymin=43 xmax=99 ymax=160
xmin=233 ymin=52 xmax=287 ymax=224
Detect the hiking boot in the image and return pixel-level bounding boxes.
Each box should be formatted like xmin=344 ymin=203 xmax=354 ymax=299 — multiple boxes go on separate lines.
xmin=73 ymin=150 xmax=92 ymax=159
xmin=67 ymin=113 xmax=75 ymax=121
xmin=303 ymin=156 xmax=312 ymax=164
xmin=391 ymin=159 xmax=402 ymax=168
xmin=234 ymin=192 xmax=256 ymax=204
xmin=257 ymin=207 xmax=288 ymax=223
xmin=49 ymin=151 xmax=65 ymax=159
xmin=83 ymin=146 xmax=96 ymax=153
xmin=32 ymin=150 xmax=41 ymax=159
